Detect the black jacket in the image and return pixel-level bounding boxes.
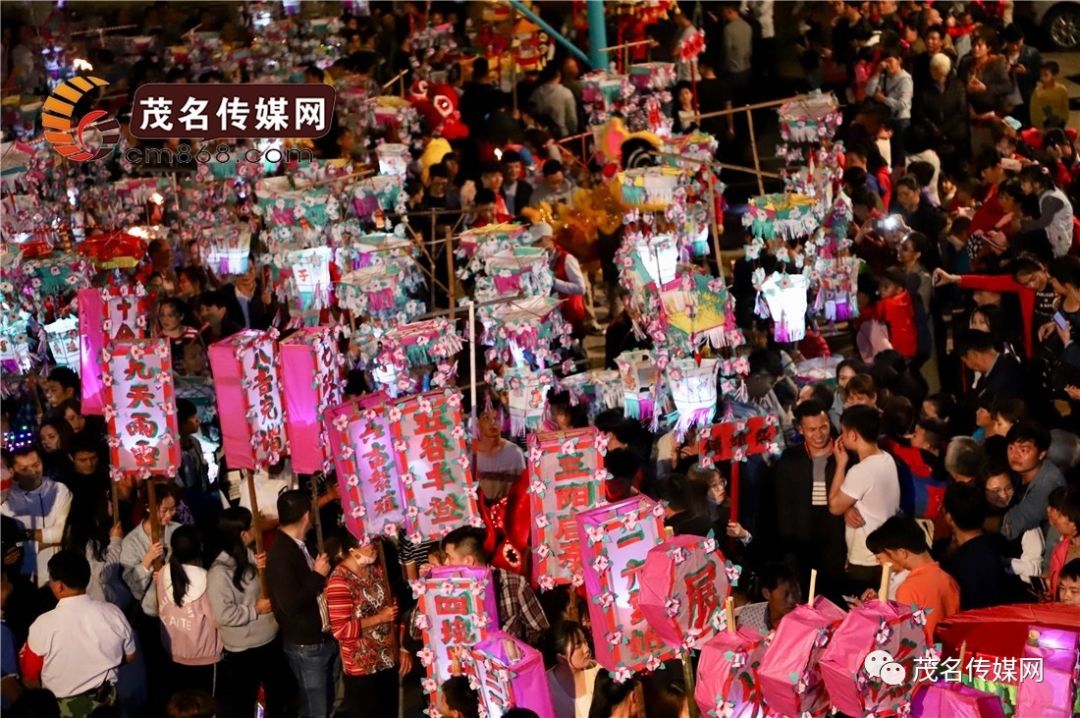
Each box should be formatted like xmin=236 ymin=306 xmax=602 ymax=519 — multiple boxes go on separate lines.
xmin=912 ymin=74 xmax=968 ymax=149
xmin=973 ymin=353 xmax=1026 ymax=400
xmin=766 ymin=445 xmax=847 ymax=581
xmin=266 ymin=530 xmax=328 ymax=645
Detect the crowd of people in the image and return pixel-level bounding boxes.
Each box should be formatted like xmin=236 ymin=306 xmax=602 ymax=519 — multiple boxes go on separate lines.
xmin=1 ymin=1 xmax=1079 ymax=718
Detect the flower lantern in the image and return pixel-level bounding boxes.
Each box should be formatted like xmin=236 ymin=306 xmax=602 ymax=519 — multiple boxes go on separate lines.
xmin=615 ymin=349 xmax=657 ymax=421
xmin=665 ymin=357 xmax=719 ymax=441
xmin=44 ymin=315 xmax=79 ymax=371
xmin=505 ymin=367 xmax=554 ymax=437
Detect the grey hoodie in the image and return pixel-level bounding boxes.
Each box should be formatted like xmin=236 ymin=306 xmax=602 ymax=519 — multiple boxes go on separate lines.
xmin=207 ymin=550 xmax=278 ymax=652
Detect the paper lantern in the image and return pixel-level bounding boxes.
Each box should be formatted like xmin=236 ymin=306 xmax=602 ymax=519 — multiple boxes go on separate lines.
xmin=325 ymin=393 xmax=406 ymax=540
xmin=255 ymin=176 xmax=339 ymax=227
xmin=505 ymin=367 xmax=553 ymax=437
xmin=665 ymin=358 xmax=718 ymax=442
xmin=376 ymin=143 xmax=410 ymax=178
xmin=392 ymin=390 xmax=482 ymax=541
xmin=101 ymin=339 xmax=180 ymax=480
xmin=351 ymin=174 xmax=408 ymax=220
xmin=558 ymin=370 xmax=623 ymax=420
xmin=629 ymin=62 xmax=676 ymax=91
xmin=358 ymin=318 xmax=463 ymax=397
xmin=478 ymin=247 xmax=554 ymax=300
xmin=527 ymin=429 xmax=608 ymax=590
xmin=480 ymin=296 xmax=572 ymax=370
xmin=632 ymin=232 xmax=678 ymax=287
xmin=337 ymin=257 xmax=425 ymax=325
xmin=620 ymin=168 xmax=682 ymax=210
xmin=758 ymin=596 xmax=847 ymax=718
xmin=639 ymin=535 xmax=732 ymax=651
xmin=44 ymin=316 xmax=79 ymax=371
xmin=577 ymin=495 xmax=675 ymax=676
xmin=468 ymin=632 xmax=555 ymax=718
xmin=912 ymin=682 xmax=1006 ymax=718
xmin=202 ymin=224 xmax=252 ymax=275
xmin=413 ymin=566 xmax=499 ymax=701
xmin=818 ymin=600 xmax=927 ymax=717
xmin=208 ymin=330 xmax=288 ymax=471
xmin=280 ymin=327 xmax=344 ymax=474
xmin=758 ymin=272 xmax=810 ymax=344
xmin=278 ymin=246 xmax=333 ymax=316
xmin=0 ymin=307 xmax=31 ymax=373
xmin=615 ymin=350 xmax=657 ymax=421
xmin=1016 ymin=626 xmax=1080 ymax=718
xmin=78 ymin=286 xmax=149 ymax=414
xmin=695 ymin=626 xmax=771 ymax=718
xmin=778 ymin=91 xmax=841 ymax=144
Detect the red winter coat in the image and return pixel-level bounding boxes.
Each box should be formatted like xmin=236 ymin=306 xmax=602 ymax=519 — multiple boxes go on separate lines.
xmin=865 ymin=290 xmax=919 ymax=358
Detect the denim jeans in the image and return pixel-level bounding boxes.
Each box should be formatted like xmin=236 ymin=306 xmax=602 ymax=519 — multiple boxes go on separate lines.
xmin=283 ymin=639 xmax=340 ymax=718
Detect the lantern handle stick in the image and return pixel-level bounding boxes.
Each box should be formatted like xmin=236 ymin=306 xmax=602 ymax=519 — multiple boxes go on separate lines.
xmin=808 ymin=568 xmax=817 ymax=605
xmin=245 ymin=470 xmax=269 ymax=596
xmin=310 ymin=473 xmax=325 ymax=556
xmin=376 ymin=539 xmax=400 ymax=659
xmin=878 ymin=563 xmax=891 ymax=604
xmin=958 ymin=640 xmax=967 ymax=672
xmin=682 ymin=651 xmax=699 ymax=718
xmin=146 ymin=480 xmax=163 ymax=572
xmin=725 ymin=595 xmax=736 ymax=635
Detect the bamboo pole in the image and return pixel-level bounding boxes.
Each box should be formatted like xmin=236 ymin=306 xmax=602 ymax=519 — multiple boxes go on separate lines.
xmin=599 ymin=38 xmax=657 ymax=53
xmin=682 ymin=652 xmax=699 ymax=718
xmin=724 ymin=596 xmax=736 ymax=634
xmin=706 ymin=168 xmax=724 ymax=281
xmin=746 ymin=107 xmax=766 ymax=196
xmin=377 ymin=539 xmax=399 ymax=657
xmin=878 ymin=563 xmax=892 ymax=603
xmin=382 ymin=69 xmax=409 ymax=93
xmin=808 ymin=569 xmax=818 ymax=604
xmin=693 ymin=93 xmax=819 ymax=121
xmin=246 ymin=470 xmax=269 ymax=595
xmin=445 ymin=228 xmax=457 ymax=316
xmin=310 ymin=473 xmax=325 ymax=555
xmin=147 ymin=480 xmax=163 ymax=571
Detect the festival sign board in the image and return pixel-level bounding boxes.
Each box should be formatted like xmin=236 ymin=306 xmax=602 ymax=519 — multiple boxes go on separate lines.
xmin=101 ymin=339 xmax=180 ymax=479
xmin=208 ymin=329 xmax=288 ymax=470
xmin=577 ymin=495 xmax=675 ymax=677
xmin=527 ymin=428 xmax=608 ymax=590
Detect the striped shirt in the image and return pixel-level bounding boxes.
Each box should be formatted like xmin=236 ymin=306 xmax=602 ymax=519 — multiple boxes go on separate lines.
xmin=811 ymin=455 xmax=829 ymax=506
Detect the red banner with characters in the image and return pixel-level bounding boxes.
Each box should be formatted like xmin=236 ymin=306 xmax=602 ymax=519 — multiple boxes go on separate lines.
xmin=101 ymin=339 xmax=180 ymax=479
xmin=78 ymin=285 xmax=149 ymax=414
xmin=527 ymin=428 xmax=608 ymax=591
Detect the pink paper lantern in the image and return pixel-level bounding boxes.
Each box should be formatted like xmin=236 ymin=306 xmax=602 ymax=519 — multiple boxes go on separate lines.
xmin=911 ymin=682 xmax=1006 ymax=718
xmin=413 ymin=566 xmax=499 ymax=703
xmin=694 ymin=626 xmax=771 ymax=718
xmin=101 ymin=339 xmax=180 ymax=480
xmin=208 ymin=330 xmax=288 ymax=470
xmin=78 ymin=286 xmax=148 ymax=414
xmin=758 ymin=596 xmax=846 ymax=718
xmin=527 ymin=428 xmax=608 ymax=590
xmin=324 ymin=393 xmax=405 ymax=540
xmin=639 ymin=535 xmax=732 ymax=651
xmin=818 ymin=600 xmax=927 ymax=717
xmin=280 ymin=327 xmax=344 ymax=474
xmin=1016 ymin=626 xmax=1080 ymax=718
xmin=468 ymin=632 xmax=556 ymax=718
xmin=576 ymin=495 xmax=675 ymax=676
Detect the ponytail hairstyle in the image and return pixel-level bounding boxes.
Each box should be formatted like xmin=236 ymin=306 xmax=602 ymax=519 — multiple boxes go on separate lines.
xmin=168 ymin=525 xmax=203 ymax=607
xmin=1019 ymin=163 xmax=1055 ymax=192
xmin=218 ymin=506 xmax=256 ymax=592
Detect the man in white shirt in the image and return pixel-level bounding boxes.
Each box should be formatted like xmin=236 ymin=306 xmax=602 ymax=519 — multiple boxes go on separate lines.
xmin=21 ymin=551 xmax=136 ymax=714
xmin=0 ymin=447 xmax=72 ymax=588
xmin=829 ymin=405 xmax=901 ymax=593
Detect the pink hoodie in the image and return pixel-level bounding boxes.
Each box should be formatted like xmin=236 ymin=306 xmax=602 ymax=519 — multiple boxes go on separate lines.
xmin=156 ymin=565 xmax=223 ymax=666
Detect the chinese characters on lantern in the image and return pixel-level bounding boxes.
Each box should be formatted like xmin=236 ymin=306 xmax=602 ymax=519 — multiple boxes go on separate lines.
xmin=78 ymin=285 xmax=149 ymax=414
xmin=577 ymin=496 xmax=675 ymax=675
xmin=101 ymin=339 xmax=180 ymax=479
xmin=325 ymin=389 xmax=480 ymax=543
xmin=392 ymin=390 xmax=481 ymax=542
xmin=467 ymin=633 xmax=556 ymax=718
xmin=325 ymin=393 xmax=406 ymax=540
xmin=639 ymin=535 xmax=733 ymax=652
xmin=527 ymin=428 xmax=608 ymax=589
xmin=208 ymin=330 xmax=288 ymax=470
xmin=413 ymin=567 xmax=499 ymax=703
